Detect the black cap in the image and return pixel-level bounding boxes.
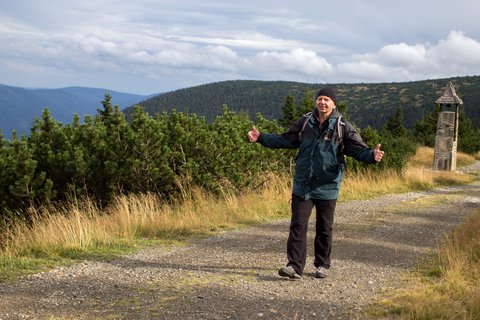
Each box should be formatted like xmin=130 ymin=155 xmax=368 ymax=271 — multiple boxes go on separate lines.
xmin=315 ymin=87 xmax=336 ymax=103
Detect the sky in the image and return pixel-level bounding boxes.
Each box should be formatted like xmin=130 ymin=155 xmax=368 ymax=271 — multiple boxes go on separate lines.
xmin=1 ymin=0 xmax=480 ymax=95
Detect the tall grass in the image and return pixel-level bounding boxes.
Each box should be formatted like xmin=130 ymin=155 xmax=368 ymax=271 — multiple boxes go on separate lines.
xmin=0 ymin=173 xmax=293 ymax=280
xmin=341 ymin=146 xmax=475 ymax=201
xmin=0 ymin=147 xmax=476 ymax=281
xmin=372 ymin=207 xmax=480 ymax=319
xmin=409 ymin=146 xmax=476 ymax=168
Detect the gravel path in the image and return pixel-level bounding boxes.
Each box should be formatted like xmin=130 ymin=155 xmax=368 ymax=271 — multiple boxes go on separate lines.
xmin=1 ymin=163 xmax=479 ymax=320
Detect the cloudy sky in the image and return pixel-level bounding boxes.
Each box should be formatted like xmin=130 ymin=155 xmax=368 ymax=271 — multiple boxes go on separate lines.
xmin=1 ymin=0 xmax=479 ymax=95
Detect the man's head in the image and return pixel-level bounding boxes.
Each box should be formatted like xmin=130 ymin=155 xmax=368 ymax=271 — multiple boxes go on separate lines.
xmin=315 ymin=87 xmax=336 ymax=104
xmin=315 ymin=87 xmax=336 ymax=118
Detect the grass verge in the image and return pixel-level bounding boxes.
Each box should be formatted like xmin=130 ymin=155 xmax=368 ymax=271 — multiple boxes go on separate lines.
xmin=368 ymin=207 xmax=480 ymax=319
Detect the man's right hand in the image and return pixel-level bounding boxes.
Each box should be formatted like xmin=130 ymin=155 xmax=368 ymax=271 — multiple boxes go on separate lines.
xmin=248 ymin=125 xmax=260 ymax=142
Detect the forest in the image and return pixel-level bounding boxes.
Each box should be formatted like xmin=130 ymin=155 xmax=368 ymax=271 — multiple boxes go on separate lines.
xmin=1 ymin=88 xmax=479 ymax=229
xmin=125 ymin=75 xmax=480 ymax=130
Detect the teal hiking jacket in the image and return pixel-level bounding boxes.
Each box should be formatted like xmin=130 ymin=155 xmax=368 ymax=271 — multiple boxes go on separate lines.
xmin=257 ymin=109 xmax=376 ymax=200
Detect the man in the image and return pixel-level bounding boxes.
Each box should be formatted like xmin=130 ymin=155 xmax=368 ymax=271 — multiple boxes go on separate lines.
xmin=247 ymin=87 xmax=384 ymax=279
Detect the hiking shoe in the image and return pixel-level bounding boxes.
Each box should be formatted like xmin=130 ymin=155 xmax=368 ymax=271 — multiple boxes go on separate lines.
xmin=278 ymin=266 xmax=302 ymax=279
xmin=315 ymin=266 xmax=328 ymax=278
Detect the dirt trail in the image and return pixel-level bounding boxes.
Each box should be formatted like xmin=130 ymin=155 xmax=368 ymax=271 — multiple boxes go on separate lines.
xmin=0 ymin=163 xmax=479 ymax=319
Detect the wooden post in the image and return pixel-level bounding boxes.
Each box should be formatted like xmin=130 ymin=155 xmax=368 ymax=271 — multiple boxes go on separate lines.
xmin=432 ymin=82 xmax=462 ymax=171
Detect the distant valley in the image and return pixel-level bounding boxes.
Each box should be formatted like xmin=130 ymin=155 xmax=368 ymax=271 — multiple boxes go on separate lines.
xmin=0 ymin=84 xmax=153 ymax=138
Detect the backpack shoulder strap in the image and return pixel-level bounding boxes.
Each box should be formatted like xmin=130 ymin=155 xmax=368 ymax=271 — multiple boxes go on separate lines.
xmin=298 ymin=111 xmax=313 ymax=140
xmin=336 ymin=116 xmax=345 ymax=144
xmin=336 ymin=116 xmax=347 ymax=168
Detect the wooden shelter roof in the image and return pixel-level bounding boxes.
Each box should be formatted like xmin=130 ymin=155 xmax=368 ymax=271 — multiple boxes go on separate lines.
xmin=435 ymin=81 xmax=463 ymax=105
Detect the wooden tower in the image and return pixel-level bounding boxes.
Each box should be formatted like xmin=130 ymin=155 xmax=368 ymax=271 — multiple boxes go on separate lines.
xmin=432 ymin=82 xmax=463 ymax=171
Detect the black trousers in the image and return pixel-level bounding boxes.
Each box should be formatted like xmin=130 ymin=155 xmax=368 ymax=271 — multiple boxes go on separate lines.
xmin=287 ymin=194 xmax=337 ymax=275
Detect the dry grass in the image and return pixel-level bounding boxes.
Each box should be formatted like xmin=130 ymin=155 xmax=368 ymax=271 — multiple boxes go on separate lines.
xmin=371 ymin=208 xmax=480 ymax=319
xmin=475 ymin=151 xmax=480 ymax=160
xmin=340 ymin=169 xmax=409 ymax=201
xmin=1 ymin=173 xmax=292 ymax=262
xmin=409 ymin=146 xmax=476 ymax=168
xmin=341 ymin=147 xmax=475 ymax=201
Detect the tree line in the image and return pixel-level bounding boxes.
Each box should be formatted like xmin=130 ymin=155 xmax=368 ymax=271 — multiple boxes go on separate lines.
xmin=0 ymin=93 xmax=478 ymax=229
xmin=127 ymin=76 xmax=480 ymax=131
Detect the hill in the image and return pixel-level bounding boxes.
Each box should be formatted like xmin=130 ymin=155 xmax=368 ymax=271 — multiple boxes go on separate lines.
xmin=0 ymin=84 xmax=150 ymax=138
xmin=126 ymin=76 xmax=480 ymax=130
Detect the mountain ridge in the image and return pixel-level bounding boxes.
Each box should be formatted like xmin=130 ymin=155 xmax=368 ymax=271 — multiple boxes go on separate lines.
xmin=0 ymin=84 xmax=152 ymax=137
xmin=126 ymin=76 xmax=480 ymax=130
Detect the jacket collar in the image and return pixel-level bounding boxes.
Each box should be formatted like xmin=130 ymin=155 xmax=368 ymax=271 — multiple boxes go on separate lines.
xmin=313 ymin=108 xmax=342 ymax=124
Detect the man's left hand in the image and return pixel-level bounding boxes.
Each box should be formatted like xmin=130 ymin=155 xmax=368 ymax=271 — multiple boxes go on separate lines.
xmin=374 ymin=144 xmax=385 ymax=162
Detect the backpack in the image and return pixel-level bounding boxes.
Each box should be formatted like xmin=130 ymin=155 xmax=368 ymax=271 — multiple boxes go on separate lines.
xmin=299 ymin=112 xmax=347 ymax=168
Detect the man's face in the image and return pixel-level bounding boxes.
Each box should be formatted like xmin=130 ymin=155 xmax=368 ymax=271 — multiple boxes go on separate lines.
xmin=316 ymin=95 xmax=335 ymax=117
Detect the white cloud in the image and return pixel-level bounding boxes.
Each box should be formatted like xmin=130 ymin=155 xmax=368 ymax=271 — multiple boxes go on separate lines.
xmin=337 ymin=61 xmax=390 ymax=81
xmin=428 ymin=31 xmax=480 ymax=71
xmin=378 ymin=43 xmax=427 ymax=67
xmin=336 ymin=31 xmax=480 ymax=82
xmin=252 ymin=48 xmax=333 ymax=81
xmin=169 ymin=33 xmax=306 ymax=51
